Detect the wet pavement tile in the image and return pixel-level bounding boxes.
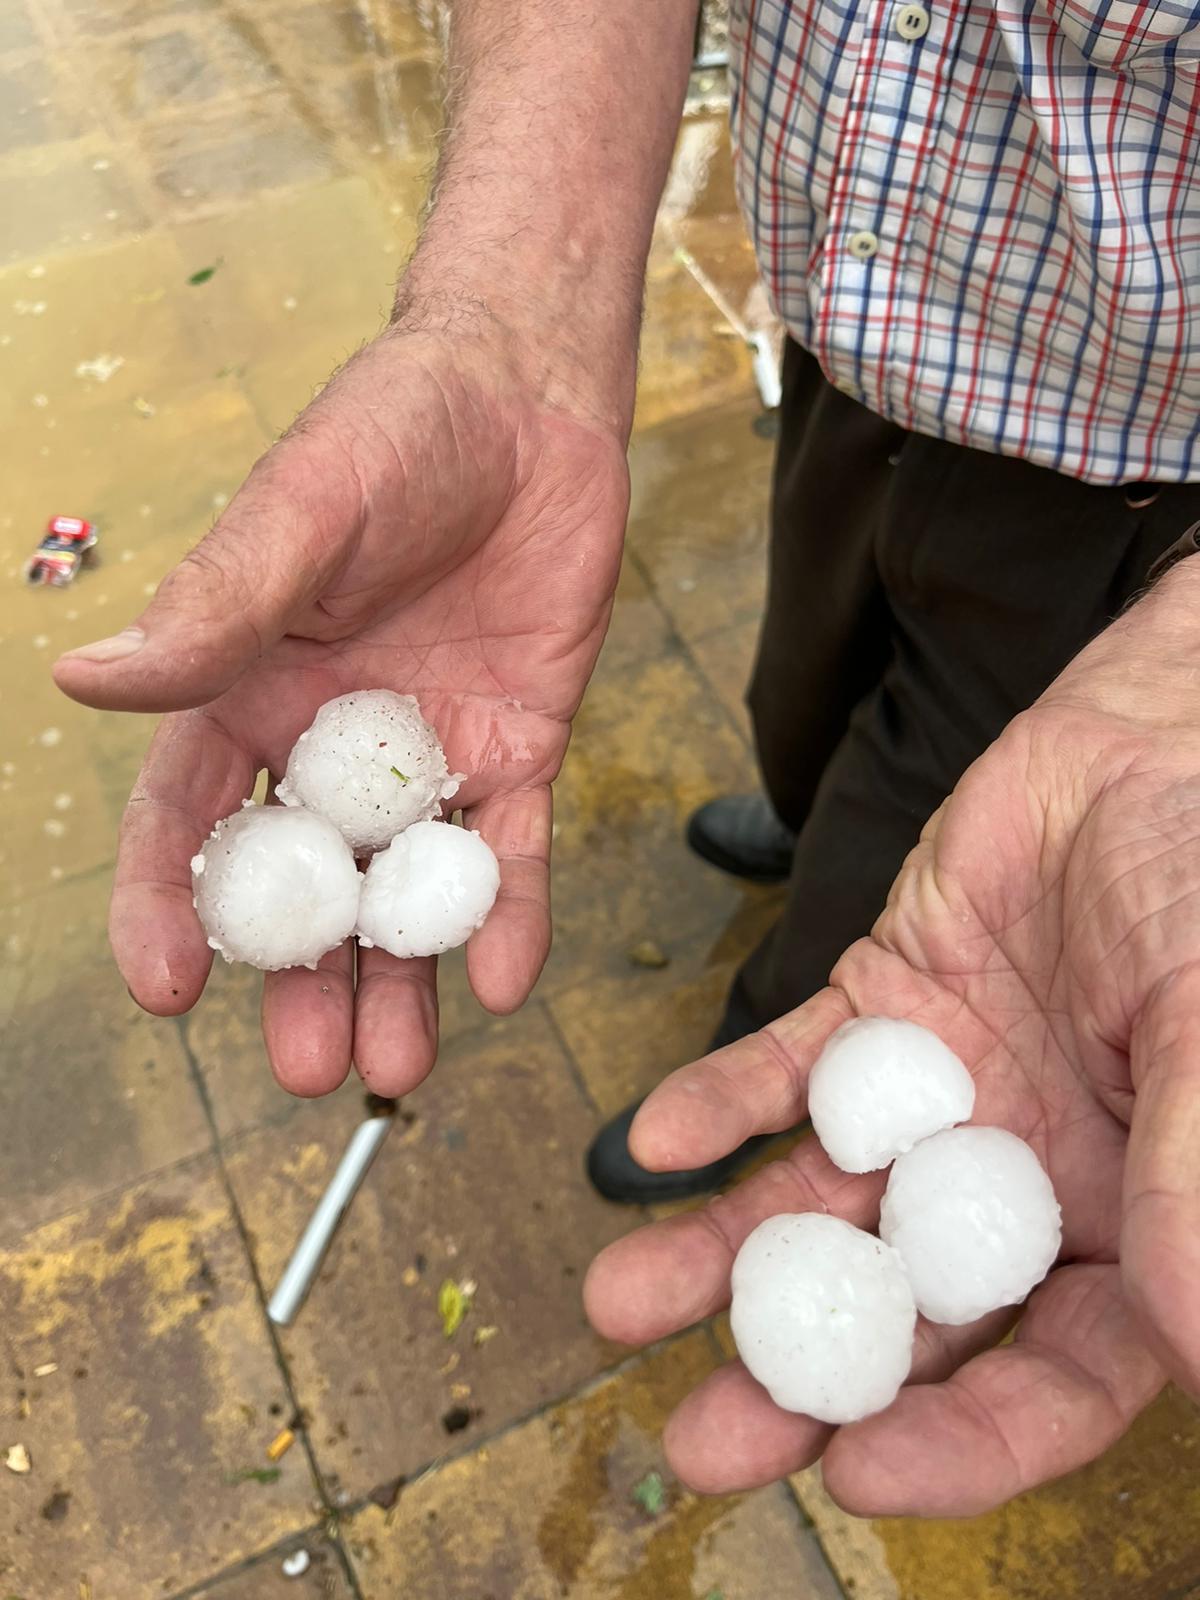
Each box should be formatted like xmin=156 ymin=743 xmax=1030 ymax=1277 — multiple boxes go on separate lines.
xmin=0 ymin=0 xmax=38 ymax=53
xmin=0 ymin=137 xmax=149 ymax=263
xmin=686 ymin=616 xmax=760 ymax=747
xmin=548 ymin=895 xmax=781 ymax=1119
xmin=169 ymin=175 xmax=415 ymax=431
xmin=0 ymin=1160 xmax=316 ymax=1598
xmin=793 ymin=1384 xmax=1200 ymax=1600
xmin=342 ymin=1331 xmax=843 ymax=1600
xmin=625 ymin=398 xmax=772 ymax=648
xmin=92 ymin=21 xmax=280 ymax=122
xmin=223 ymin=1007 xmax=627 ymax=1500
xmin=183 ymin=1531 xmax=355 ymax=1597
xmin=0 ymin=950 xmax=212 ymax=1240
xmin=145 ymin=94 xmax=342 ymax=216
xmin=543 ymin=649 xmax=759 ymax=999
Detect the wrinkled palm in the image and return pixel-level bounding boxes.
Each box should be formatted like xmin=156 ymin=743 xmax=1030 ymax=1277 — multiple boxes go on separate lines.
xmin=586 ymin=629 xmax=1200 ymax=1516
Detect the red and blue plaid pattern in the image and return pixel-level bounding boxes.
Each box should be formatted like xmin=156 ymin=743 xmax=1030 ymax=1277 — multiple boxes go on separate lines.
xmin=730 ymin=1 xmax=1200 ymax=483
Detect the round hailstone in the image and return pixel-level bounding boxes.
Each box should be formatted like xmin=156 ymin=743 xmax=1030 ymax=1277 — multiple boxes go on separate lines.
xmin=808 ymin=1016 xmax=976 ymax=1173
xmin=277 ymin=690 xmax=462 ymax=853
xmin=879 ymin=1126 xmax=1062 ymax=1325
xmin=192 ymin=804 xmax=359 ymax=971
xmin=356 ymin=819 xmax=500 ymax=959
xmin=730 ymin=1213 xmax=916 ymax=1424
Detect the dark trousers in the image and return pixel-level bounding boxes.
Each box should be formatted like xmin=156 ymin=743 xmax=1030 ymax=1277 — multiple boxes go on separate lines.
xmin=732 ymin=339 xmax=1200 ymax=1029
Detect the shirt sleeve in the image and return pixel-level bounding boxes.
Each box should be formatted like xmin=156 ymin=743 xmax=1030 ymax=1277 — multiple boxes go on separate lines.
xmin=1041 ymin=0 xmax=1200 ymax=69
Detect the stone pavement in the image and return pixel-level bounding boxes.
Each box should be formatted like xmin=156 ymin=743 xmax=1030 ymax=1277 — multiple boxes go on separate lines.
xmin=1 ymin=2 xmax=1198 ymax=1595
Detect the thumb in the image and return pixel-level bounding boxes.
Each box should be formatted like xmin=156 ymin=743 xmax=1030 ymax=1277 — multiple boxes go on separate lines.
xmin=53 ymin=436 xmax=355 ymax=713
xmin=1122 ymin=961 xmax=1200 ymax=1396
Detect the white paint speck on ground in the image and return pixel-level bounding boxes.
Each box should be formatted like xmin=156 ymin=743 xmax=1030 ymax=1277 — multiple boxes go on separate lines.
xmin=38 ymin=727 xmax=62 ymax=747
xmin=53 ymin=793 xmax=72 ymax=810
xmin=43 ymin=819 xmax=66 ymax=838
xmin=32 ymin=635 xmax=48 ymax=648
xmin=49 ymin=866 xmax=63 ymax=881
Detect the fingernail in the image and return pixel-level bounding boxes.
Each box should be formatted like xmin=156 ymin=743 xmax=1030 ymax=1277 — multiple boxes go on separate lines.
xmin=60 ymin=627 xmax=145 ymax=664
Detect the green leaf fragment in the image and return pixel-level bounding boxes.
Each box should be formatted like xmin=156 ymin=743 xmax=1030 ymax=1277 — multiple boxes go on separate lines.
xmin=438 ymin=1278 xmax=471 ymax=1338
xmin=631 ymin=1469 xmax=667 ymax=1516
xmin=225 ymin=1465 xmax=281 ymax=1486
xmin=188 ymin=261 xmax=222 ymax=285
xmin=389 ymin=766 xmax=410 ymax=784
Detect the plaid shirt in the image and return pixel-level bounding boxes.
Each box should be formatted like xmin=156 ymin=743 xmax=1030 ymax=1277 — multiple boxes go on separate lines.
xmin=730 ymin=2 xmax=1200 ymax=484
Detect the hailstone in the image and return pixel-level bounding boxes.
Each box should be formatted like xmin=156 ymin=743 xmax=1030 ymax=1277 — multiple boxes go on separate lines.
xmin=730 ymin=1213 xmax=916 ymax=1424
xmin=808 ymin=1016 xmax=975 ymax=1173
xmin=191 ymin=804 xmax=360 ymax=971
xmin=879 ymin=1125 xmax=1062 ymax=1325
xmin=277 ymin=690 xmax=462 ymax=853
xmin=356 ymin=819 xmax=500 ymax=959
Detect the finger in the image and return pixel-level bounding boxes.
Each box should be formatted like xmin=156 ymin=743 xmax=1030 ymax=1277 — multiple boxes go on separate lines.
xmin=262 ymin=938 xmax=355 ymax=1096
xmin=53 ymin=431 xmax=352 ymax=712
xmin=1123 ymin=962 xmax=1200 ymax=1392
xmin=584 ymin=1137 xmax=879 ymax=1345
xmin=627 ymin=990 xmax=854 ymax=1172
xmin=110 ymin=712 xmax=256 ymax=1014
xmin=352 ymin=945 xmax=440 ymax=1097
xmin=664 ymin=1307 xmax=1016 ymax=1495
xmin=462 ymin=785 xmax=552 ymax=1015
xmin=823 ymin=1264 xmax=1164 ymax=1518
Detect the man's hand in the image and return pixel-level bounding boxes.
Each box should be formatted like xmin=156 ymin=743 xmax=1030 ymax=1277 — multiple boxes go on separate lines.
xmin=52 ymin=0 xmax=700 ymax=1095
xmin=54 ymin=324 xmax=628 ymax=1097
xmin=585 ymin=563 xmax=1200 ymax=1517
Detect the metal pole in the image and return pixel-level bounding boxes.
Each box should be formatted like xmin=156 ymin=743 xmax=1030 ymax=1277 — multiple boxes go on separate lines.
xmin=267 ymin=1099 xmax=396 ymax=1327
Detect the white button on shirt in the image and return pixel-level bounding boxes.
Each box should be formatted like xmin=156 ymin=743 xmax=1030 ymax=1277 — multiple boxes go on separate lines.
xmin=728 ymin=0 xmax=1200 ymax=485
xmin=895 ymin=4 xmax=930 ymax=42
xmin=847 ymin=230 xmax=879 ymax=261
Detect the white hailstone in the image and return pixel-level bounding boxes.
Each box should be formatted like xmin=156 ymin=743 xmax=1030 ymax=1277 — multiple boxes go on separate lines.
xmin=356 ymin=819 xmax=499 ymax=959
xmin=879 ymin=1126 xmax=1062 ymax=1325
xmin=277 ymin=690 xmax=461 ymax=853
xmin=730 ymin=1213 xmax=916 ymax=1424
xmin=191 ymin=805 xmax=359 ymax=971
xmin=808 ymin=1016 xmax=975 ymax=1173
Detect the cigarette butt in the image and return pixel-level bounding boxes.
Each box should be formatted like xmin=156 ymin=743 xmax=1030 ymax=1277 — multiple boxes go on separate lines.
xmin=267 ymin=1427 xmax=295 ymax=1462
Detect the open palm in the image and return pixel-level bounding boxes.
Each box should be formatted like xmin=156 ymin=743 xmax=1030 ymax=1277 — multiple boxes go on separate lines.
xmin=55 ymin=329 xmax=629 ymax=1096
xmin=586 ymin=607 xmax=1200 ymax=1516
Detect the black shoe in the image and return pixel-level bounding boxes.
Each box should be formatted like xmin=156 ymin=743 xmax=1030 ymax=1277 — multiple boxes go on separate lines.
xmin=686 ymin=792 xmax=796 ymax=884
xmin=585 ymin=997 xmax=766 ymax=1204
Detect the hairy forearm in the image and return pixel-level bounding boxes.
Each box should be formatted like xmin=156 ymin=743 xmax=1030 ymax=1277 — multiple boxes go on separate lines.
xmin=396 ymin=0 xmax=699 ymax=432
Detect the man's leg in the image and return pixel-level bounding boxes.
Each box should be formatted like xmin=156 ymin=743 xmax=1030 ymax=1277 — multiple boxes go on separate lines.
xmin=685 ymin=339 xmax=903 ymax=886
xmin=588 ymin=342 xmax=905 ymax=1198
xmin=735 ymin=439 xmax=1195 ymax=1027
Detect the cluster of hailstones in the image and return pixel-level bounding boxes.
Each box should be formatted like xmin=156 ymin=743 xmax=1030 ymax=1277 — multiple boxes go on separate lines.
xmin=730 ymin=1018 xmax=1062 ymax=1424
xmin=191 ymin=691 xmax=500 ymax=970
